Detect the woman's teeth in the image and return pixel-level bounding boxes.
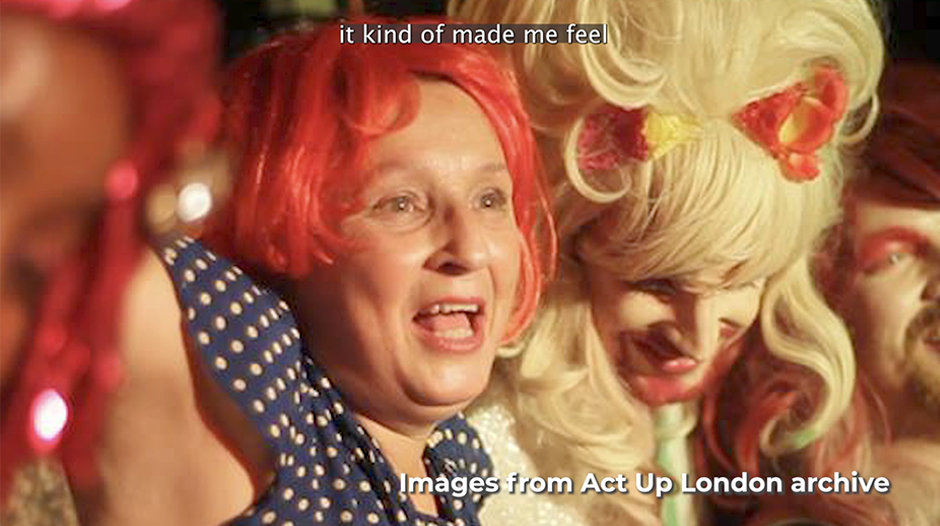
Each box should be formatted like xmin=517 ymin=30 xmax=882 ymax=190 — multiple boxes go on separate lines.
xmin=419 ymin=303 xmax=480 ymax=316
xmin=437 ymin=328 xmax=474 ymax=339
xmin=415 ymin=302 xmax=481 ymax=341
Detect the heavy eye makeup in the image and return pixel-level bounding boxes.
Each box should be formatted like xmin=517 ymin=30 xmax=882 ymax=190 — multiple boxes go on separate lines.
xmin=856 ymin=227 xmax=928 ymax=276
xmin=628 ymin=278 xmax=680 ymax=297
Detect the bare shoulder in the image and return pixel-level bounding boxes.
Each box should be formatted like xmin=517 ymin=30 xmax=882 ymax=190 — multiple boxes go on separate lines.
xmin=77 ymin=248 xmax=255 ymax=526
xmin=120 ymin=247 xmax=188 ymax=385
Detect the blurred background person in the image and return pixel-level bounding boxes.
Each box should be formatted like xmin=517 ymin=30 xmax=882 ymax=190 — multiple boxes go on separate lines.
xmin=0 ymin=1 xmax=246 ymax=524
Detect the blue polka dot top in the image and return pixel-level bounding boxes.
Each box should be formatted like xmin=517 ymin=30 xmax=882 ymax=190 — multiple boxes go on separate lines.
xmin=158 ymin=237 xmax=493 ymax=526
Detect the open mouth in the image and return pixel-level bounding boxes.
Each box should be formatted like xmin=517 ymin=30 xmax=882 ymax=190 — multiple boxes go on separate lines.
xmin=412 ymin=299 xmax=486 ymax=353
xmin=625 ymin=326 xmax=745 ymax=376
xmin=629 ymin=333 xmax=700 ymax=375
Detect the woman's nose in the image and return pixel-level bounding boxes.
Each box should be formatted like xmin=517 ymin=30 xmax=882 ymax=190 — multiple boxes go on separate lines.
xmin=425 ymin=207 xmax=489 ymax=275
xmin=674 ymin=294 xmax=722 ymax=360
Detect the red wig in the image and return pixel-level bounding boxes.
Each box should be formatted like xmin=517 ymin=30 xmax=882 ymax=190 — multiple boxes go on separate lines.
xmin=205 ymin=17 xmax=556 ymax=341
xmin=0 ymin=0 xmax=219 ymax=502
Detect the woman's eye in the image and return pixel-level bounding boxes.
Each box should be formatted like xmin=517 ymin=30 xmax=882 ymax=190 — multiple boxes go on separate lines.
xmin=863 ymin=251 xmax=910 ymax=275
xmin=476 ymin=188 xmax=510 ymax=211
xmin=630 ymin=278 xmax=678 ymax=296
xmin=887 ymin=252 xmax=906 ymax=265
xmin=373 ymin=193 xmax=422 ymax=215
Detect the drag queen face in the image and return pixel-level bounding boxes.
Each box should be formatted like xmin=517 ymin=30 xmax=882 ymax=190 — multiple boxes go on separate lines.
xmin=843 ymin=182 xmax=940 ymax=421
xmin=586 ymin=255 xmax=765 ymax=406
xmin=566 ymin=118 xmax=808 ymax=409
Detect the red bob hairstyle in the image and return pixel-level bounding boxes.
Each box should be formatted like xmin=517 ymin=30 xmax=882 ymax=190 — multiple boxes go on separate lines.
xmin=206 ymin=17 xmax=556 ymax=341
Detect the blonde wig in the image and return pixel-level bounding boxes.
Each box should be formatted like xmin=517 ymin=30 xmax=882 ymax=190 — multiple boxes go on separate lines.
xmin=454 ymin=0 xmax=883 ymax=522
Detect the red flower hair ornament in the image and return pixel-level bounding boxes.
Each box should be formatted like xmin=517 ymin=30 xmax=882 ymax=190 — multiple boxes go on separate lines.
xmin=734 ymin=65 xmax=848 ymax=181
xmin=576 ymin=66 xmax=848 ymax=182
xmin=577 ymin=106 xmax=700 ymax=171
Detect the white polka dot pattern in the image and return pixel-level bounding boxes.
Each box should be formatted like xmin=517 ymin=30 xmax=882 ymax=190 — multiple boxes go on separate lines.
xmin=160 ymin=238 xmax=494 ymax=526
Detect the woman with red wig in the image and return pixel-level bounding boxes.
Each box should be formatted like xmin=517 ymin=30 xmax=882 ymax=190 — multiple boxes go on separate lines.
xmin=156 ymin=17 xmax=554 ymax=525
xmin=1 ymin=0 xmax=227 ymax=523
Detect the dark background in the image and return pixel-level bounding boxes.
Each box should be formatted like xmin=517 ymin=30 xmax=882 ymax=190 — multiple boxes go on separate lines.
xmin=214 ymin=0 xmax=938 ymax=64
xmin=215 ymin=0 xmax=446 ymax=60
xmin=888 ymin=0 xmax=939 ymax=60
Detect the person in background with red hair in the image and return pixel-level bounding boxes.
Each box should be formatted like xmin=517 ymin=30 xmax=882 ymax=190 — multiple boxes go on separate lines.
xmin=0 ymin=0 xmax=250 ymax=524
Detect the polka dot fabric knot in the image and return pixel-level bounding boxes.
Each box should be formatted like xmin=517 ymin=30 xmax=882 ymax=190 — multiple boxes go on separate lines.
xmin=158 ymin=238 xmax=494 ymax=526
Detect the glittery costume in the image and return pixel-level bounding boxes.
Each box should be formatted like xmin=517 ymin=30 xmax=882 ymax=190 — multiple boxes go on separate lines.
xmin=159 ymin=237 xmax=493 ymax=526
xmin=1 ymin=461 xmax=78 ymax=526
xmin=466 ymin=397 xmax=591 ymax=526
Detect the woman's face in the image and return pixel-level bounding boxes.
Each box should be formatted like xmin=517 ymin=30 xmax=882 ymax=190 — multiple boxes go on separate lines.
xmin=0 ymin=14 xmax=130 ymax=384
xmin=293 ymin=81 xmax=522 ymax=431
xmin=586 ymin=260 xmax=765 ymax=406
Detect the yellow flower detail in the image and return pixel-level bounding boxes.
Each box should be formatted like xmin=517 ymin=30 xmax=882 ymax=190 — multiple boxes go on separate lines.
xmin=643 ymin=111 xmax=700 ymax=160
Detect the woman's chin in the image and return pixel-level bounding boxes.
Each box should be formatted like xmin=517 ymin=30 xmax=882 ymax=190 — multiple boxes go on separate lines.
xmin=408 ymin=380 xmax=488 ymax=414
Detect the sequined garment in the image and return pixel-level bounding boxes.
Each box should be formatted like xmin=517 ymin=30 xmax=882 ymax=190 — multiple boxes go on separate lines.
xmin=1 ymin=460 xmax=79 ymax=526
xmin=467 ymin=399 xmax=591 ymax=526
xmin=159 ymin=237 xmax=493 ymax=526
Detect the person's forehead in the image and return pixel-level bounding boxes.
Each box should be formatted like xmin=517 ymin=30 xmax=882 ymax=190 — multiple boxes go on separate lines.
xmin=851 ymin=190 xmax=940 ymax=241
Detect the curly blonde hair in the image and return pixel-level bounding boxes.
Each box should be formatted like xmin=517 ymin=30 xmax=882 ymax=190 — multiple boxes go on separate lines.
xmin=454 ymin=0 xmax=884 ymax=523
